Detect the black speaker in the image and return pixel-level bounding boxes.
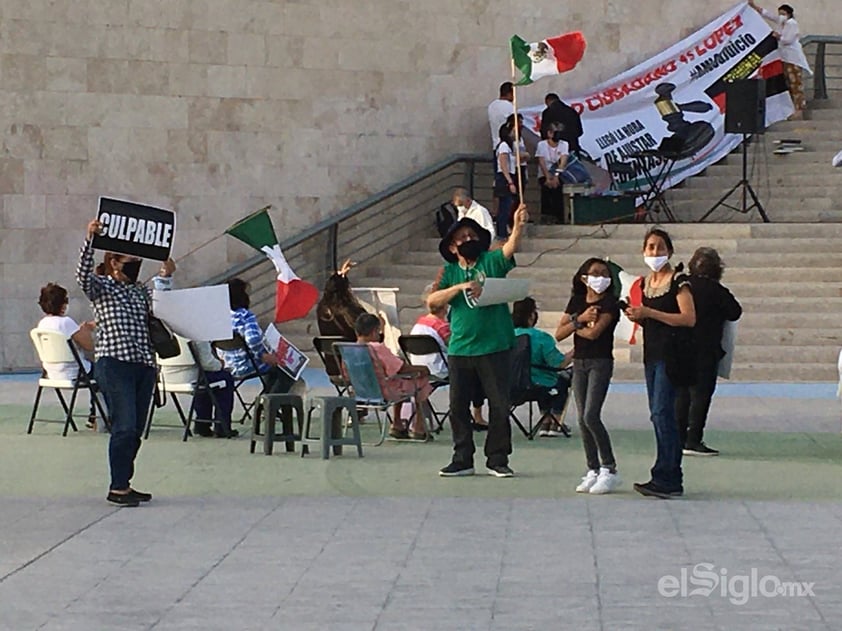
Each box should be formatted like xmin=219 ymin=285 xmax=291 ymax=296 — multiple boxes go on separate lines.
xmin=725 ymin=79 xmax=766 ymax=134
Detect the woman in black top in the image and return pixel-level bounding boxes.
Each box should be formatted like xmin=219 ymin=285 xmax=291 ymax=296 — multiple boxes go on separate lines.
xmin=556 ymin=258 xmax=621 ymax=494
xmin=625 ymin=229 xmax=696 ymax=499
xmin=676 ymin=247 xmax=742 ymax=456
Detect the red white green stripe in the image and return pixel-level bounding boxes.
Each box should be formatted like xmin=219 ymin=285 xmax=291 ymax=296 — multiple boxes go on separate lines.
xmin=510 ymin=32 xmax=587 ymax=85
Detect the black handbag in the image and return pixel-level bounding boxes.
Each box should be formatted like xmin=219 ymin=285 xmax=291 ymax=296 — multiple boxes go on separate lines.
xmin=148 ymin=315 xmax=180 ymax=359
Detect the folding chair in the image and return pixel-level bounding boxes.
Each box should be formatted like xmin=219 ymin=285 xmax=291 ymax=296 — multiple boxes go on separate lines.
xmin=313 ymin=336 xmax=350 ymax=395
xmin=509 ymin=334 xmax=572 ymax=440
xmin=28 ymin=328 xmax=108 ymax=436
xmin=213 ymin=334 xmax=268 ymax=424
xmin=145 ymin=336 xmax=229 ymax=441
xmin=398 ymin=334 xmax=450 ymax=433
xmin=333 ymin=342 xmax=419 ymax=447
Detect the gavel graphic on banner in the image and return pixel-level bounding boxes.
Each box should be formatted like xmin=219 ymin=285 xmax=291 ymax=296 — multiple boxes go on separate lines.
xmin=653 ymin=82 xmax=716 ymax=158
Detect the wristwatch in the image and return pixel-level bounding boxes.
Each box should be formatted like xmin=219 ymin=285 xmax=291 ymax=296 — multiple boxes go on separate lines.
xmin=570 ymin=312 xmax=584 ymax=330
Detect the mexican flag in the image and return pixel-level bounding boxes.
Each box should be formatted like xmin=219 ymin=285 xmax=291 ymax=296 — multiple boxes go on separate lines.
xmin=510 ymin=32 xmax=586 ymax=86
xmin=607 ymin=260 xmax=643 ymax=345
xmin=226 ymin=207 xmax=319 ymax=323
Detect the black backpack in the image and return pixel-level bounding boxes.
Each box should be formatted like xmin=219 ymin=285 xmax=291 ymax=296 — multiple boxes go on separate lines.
xmin=435 ymin=202 xmax=457 ymax=237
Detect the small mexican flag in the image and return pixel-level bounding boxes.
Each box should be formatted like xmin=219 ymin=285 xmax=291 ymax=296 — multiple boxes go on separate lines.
xmin=510 ymin=32 xmax=587 ymax=86
xmin=226 ymin=207 xmax=319 ymax=323
xmin=607 ymin=260 xmax=643 ymax=345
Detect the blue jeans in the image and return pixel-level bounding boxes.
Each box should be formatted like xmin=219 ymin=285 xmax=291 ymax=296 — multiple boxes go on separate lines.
xmin=644 ymin=360 xmax=683 ymax=490
xmin=494 ymin=172 xmax=523 ymax=239
xmin=95 ymin=357 xmax=156 ymax=491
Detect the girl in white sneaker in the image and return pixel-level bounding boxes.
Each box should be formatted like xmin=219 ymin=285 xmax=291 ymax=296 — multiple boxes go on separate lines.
xmin=556 ymin=258 xmax=621 ymax=494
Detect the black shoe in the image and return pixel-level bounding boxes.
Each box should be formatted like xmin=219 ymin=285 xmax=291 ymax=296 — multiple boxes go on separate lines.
xmin=215 ymin=428 xmax=239 ymax=439
xmin=107 ymin=491 xmax=140 ymax=507
xmin=439 ymin=462 xmax=475 ymax=477
xmin=129 ymin=488 xmax=152 ymax=502
xmin=486 ymin=464 xmax=515 ymax=478
xmin=683 ymin=443 xmax=719 ymax=456
xmin=471 ymin=422 xmax=488 ymax=432
xmin=193 ymin=422 xmax=214 ymax=437
xmin=633 ymin=481 xmax=675 ymax=499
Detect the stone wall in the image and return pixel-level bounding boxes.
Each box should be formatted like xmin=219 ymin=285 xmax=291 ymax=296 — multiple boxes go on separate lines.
xmin=2 ymin=0 xmax=840 ymax=369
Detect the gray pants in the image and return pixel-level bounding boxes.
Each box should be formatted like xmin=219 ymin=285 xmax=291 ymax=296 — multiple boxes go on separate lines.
xmin=572 ymin=358 xmax=616 ymax=471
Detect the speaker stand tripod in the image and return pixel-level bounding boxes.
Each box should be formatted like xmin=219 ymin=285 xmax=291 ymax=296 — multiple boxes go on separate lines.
xmin=700 ymin=133 xmax=770 ymax=223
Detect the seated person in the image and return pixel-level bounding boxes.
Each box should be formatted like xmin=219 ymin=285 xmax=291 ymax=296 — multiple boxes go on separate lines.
xmin=160 ymin=341 xmax=238 ymax=438
xmin=37 ymin=282 xmax=102 ymax=429
xmin=408 ymin=284 xmax=451 ymax=379
xmin=317 ymin=259 xmax=368 ymax=341
xmin=354 ymin=313 xmax=432 ymax=442
xmin=219 ymin=278 xmax=305 ymax=396
xmin=512 ymin=297 xmax=573 ymax=437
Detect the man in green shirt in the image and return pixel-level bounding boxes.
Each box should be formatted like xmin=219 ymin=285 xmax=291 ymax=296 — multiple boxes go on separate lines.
xmin=428 ymin=202 xmax=528 ymax=478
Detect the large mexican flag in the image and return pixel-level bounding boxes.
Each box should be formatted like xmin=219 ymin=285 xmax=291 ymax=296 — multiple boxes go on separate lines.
xmin=510 ymin=32 xmax=586 ymax=85
xmin=226 ymin=207 xmax=319 ymax=323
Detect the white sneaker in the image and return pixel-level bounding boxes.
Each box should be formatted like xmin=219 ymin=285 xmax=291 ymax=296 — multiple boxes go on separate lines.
xmin=589 ymin=467 xmax=621 ymax=495
xmin=575 ymin=470 xmax=599 ymax=493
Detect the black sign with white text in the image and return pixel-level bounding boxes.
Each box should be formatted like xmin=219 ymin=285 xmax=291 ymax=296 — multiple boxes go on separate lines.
xmin=92 ymin=197 xmax=175 ymax=261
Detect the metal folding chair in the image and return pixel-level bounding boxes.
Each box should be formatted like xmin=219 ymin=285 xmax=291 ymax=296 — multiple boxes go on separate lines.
xmin=213 ymin=334 xmax=268 ymax=424
xmin=509 ymin=334 xmax=572 ymax=440
xmin=145 ymin=336 xmax=229 ymax=440
xmin=333 ymin=342 xmax=418 ymax=446
xmin=398 ymin=334 xmax=450 ymax=433
xmin=28 ymin=328 xmax=108 ymax=436
xmin=313 ymin=336 xmax=350 ymax=395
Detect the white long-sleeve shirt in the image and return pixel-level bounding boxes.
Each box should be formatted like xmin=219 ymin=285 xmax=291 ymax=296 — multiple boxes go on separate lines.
xmin=760 ymin=8 xmax=812 ymax=73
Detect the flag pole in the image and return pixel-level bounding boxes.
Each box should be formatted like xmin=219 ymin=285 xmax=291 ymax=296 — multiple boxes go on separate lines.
xmin=510 ymin=59 xmax=524 ymax=204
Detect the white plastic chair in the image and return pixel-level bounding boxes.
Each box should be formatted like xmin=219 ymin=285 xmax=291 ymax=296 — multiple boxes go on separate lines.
xmin=146 ymin=335 xmax=228 ymax=441
xmin=28 ymin=328 xmax=107 ymax=436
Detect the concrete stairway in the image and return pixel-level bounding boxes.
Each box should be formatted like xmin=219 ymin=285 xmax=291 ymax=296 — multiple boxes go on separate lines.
xmin=280 ymin=222 xmax=842 ymax=383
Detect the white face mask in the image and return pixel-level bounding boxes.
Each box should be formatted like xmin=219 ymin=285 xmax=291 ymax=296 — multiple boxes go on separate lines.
xmin=586 ymin=275 xmax=611 ymax=294
xmin=455 ymin=204 xmax=469 ymax=214
xmin=778 ymin=14 xmax=788 ymax=24
xmin=644 ymin=255 xmax=669 ymax=272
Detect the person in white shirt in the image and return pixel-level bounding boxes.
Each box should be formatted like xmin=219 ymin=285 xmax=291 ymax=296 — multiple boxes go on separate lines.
xmin=487 ymin=82 xmax=514 ymax=149
xmin=535 ymin=122 xmax=570 ymax=224
xmin=452 ymin=187 xmax=496 ymax=241
xmin=750 ymin=1 xmax=812 ymax=118
xmin=37 ymin=283 xmax=100 ymax=428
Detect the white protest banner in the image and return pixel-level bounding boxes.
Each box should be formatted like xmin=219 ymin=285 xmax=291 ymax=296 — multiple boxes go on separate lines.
xmin=151 ymin=285 xmax=232 ymax=342
xmin=519 ymin=4 xmax=793 ymax=197
xmin=264 ymin=324 xmax=309 ymax=380
xmin=718 ymin=320 xmax=738 ymax=379
xmin=93 ymin=197 xmax=176 ymax=261
xmin=354 ymin=287 xmax=402 ymax=355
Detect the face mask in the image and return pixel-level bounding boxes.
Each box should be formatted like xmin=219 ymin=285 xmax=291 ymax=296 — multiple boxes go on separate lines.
xmin=778 ymin=14 xmax=787 ymax=23
xmin=644 ymin=255 xmax=669 ymax=272
xmin=120 ymin=259 xmax=142 ymax=283
xmin=455 ymin=204 xmax=469 ymax=215
xmin=457 ymin=239 xmax=484 ymax=261
xmin=586 ymin=276 xmax=611 ymax=294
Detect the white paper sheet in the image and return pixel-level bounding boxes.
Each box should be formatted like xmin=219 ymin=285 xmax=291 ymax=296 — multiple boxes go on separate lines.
xmin=264 ymin=324 xmax=309 ymax=380
xmin=152 ymin=285 xmax=232 ymax=342
xmin=717 ymin=320 xmax=738 ymax=379
xmin=466 ymin=278 xmax=530 ymax=308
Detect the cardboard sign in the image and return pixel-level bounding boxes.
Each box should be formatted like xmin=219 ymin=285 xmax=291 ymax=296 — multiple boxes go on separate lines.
xmin=151 ymin=285 xmax=232 ymax=342
xmin=92 ymin=197 xmax=176 ymax=261
xmin=264 ymin=324 xmax=309 ymax=380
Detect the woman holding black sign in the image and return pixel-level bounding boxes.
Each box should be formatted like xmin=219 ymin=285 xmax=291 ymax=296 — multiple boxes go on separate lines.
xmin=77 ymin=219 xmax=175 ymax=507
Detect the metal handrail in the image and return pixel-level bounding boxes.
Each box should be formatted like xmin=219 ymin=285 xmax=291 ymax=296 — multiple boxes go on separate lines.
xmin=801 ymin=35 xmax=842 ymax=100
xmin=205 ymin=152 xmax=490 ymax=289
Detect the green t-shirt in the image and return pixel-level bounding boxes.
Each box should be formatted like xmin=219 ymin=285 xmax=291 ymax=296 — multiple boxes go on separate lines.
xmin=514 ymin=327 xmax=566 ymax=388
xmin=439 ymin=249 xmax=516 ymax=357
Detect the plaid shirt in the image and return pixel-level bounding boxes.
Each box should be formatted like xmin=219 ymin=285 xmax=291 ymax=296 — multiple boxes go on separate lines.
xmin=76 ymin=240 xmax=155 ymax=366
xmin=220 ymin=307 xmax=270 ymax=377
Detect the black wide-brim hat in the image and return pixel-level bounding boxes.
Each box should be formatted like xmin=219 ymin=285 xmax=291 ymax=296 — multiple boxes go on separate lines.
xmin=438 ymin=217 xmax=492 ymax=263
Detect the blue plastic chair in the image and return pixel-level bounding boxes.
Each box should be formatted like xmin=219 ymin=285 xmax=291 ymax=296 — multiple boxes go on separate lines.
xmin=333 ymin=342 xmax=415 ymax=446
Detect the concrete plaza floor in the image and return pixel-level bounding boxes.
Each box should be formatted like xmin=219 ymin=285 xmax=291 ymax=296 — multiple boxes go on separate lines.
xmin=1 ymin=372 xmax=841 ymax=630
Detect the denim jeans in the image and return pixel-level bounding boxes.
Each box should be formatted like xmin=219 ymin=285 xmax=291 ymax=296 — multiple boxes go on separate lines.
xmin=572 ymin=358 xmax=616 ymax=471
xmin=448 ymin=350 xmax=512 ymax=467
xmin=675 ymin=351 xmax=719 ymax=448
xmin=494 ymin=172 xmax=523 ymax=239
xmin=193 ymin=369 xmax=236 ymax=433
xmin=95 ymin=357 xmax=156 ymax=491
xmin=644 ymin=360 xmax=683 ymax=490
